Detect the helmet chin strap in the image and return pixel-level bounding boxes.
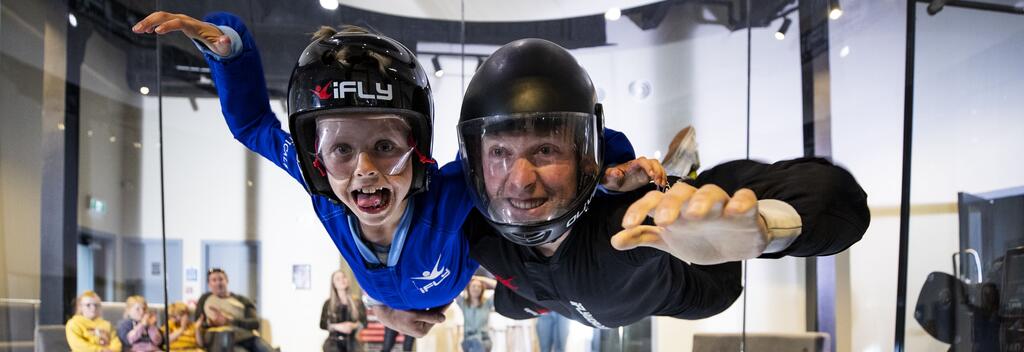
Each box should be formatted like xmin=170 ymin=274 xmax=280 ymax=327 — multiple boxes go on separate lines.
xmin=407 ymin=135 xmax=436 ymax=165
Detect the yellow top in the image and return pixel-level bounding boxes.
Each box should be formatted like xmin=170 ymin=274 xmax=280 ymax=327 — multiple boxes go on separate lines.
xmin=65 ymin=315 xmax=122 ymax=352
xmin=162 ymin=320 xmax=201 ymax=350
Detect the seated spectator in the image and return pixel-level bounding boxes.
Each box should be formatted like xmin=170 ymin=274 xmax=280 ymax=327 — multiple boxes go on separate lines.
xmin=320 ymin=270 xmax=366 ymax=352
xmin=195 ymin=268 xmax=272 ymax=352
xmin=163 ymin=302 xmax=203 ymax=351
xmin=457 ymin=277 xmax=495 ymax=352
xmin=66 ymin=290 xmax=122 ymax=352
xmin=117 ymin=295 xmax=163 ymax=351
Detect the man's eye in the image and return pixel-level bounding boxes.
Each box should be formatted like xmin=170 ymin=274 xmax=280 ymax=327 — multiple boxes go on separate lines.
xmin=537 ymin=145 xmax=557 ymax=155
xmin=490 ymin=147 xmax=509 ymax=157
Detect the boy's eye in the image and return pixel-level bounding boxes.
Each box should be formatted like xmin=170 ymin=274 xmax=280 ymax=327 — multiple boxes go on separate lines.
xmin=376 ymin=140 xmax=396 ymax=152
xmin=332 ymin=144 xmax=352 ymax=154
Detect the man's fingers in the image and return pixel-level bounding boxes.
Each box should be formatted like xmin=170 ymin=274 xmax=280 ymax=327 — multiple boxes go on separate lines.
xmin=724 ymin=188 xmax=758 ymax=217
xmin=684 ymin=184 xmax=729 ymax=220
xmin=654 ymin=182 xmax=696 ymax=226
xmin=621 ymin=190 xmax=663 ymax=228
xmin=610 ymin=225 xmax=667 ymax=251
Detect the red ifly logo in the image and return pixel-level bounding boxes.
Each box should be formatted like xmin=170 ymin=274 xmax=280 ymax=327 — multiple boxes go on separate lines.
xmin=495 ymin=274 xmax=518 ymax=291
xmin=311 ymin=80 xmax=394 ymax=101
xmin=312 ymin=81 xmax=333 ymax=100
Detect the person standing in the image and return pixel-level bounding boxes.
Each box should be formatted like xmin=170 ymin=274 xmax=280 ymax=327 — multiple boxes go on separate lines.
xmin=321 ymin=270 xmax=367 ymax=352
xmin=457 ymin=278 xmax=494 ymax=352
xmin=536 ymin=312 xmax=570 ymax=352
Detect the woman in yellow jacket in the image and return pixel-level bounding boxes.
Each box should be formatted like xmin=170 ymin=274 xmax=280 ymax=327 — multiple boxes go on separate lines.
xmin=66 ymin=290 xmax=122 ymax=352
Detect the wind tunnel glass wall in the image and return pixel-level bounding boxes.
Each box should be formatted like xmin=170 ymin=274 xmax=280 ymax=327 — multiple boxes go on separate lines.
xmin=0 ymin=0 xmax=162 ymax=347
xmin=745 ymin=1 xmax=912 ymax=352
xmin=905 ymin=3 xmax=1024 ymax=351
xmin=455 ymin=1 xmax=754 ymax=351
xmin=154 ymin=0 xmax=756 ymax=351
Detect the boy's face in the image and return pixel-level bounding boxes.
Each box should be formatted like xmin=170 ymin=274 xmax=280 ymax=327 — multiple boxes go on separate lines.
xmin=127 ymin=302 xmax=145 ymax=321
xmin=317 ymin=114 xmax=414 ymax=227
xmin=481 ymin=131 xmax=578 ymax=224
xmin=79 ymin=296 xmax=101 ymax=320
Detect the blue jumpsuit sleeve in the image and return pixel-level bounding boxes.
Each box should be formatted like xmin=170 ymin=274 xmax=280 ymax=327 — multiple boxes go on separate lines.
xmin=602 ymin=127 xmax=636 ymax=166
xmin=200 ymin=12 xmax=306 ymax=186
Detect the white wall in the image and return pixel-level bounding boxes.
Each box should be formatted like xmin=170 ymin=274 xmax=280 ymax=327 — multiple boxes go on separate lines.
xmin=136 ymin=95 xmax=341 ymax=351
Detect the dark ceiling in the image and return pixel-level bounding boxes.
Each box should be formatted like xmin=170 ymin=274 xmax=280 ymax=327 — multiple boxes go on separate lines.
xmin=67 ymin=0 xmax=795 ymax=98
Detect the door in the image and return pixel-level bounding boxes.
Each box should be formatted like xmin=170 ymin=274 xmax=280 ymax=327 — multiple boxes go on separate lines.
xmin=202 ymin=241 xmax=260 ymax=306
xmin=123 ymin=238 xmax=183 ymax=304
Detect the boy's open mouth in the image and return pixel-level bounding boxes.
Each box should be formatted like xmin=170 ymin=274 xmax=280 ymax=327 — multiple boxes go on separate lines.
xmin=352 ymin=186 xmax=392 ymax=214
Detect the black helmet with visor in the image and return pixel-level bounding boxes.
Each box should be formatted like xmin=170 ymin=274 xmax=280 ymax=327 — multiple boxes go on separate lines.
xmin=287 ymin=29 xmax=434 ymax=203
xmin=458 ymin=39 xmax=605 ymax=246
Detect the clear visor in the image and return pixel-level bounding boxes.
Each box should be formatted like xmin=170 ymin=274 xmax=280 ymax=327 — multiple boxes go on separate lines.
xmin=458 ymin=113 xmax=600 ymax=226
xmin=316 ymin=116 xmax=415 ymax=180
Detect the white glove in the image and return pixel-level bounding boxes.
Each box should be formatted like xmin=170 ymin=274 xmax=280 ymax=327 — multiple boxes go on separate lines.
xmin=611 ymin=182 xmax=770 ymax=265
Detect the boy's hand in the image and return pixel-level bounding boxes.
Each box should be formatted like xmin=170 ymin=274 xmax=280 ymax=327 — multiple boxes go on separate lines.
xmin=370 ymin=304 xmax=446 ymax=338
xmin=611 ymin=182 xmax=769 ymax=265
xmin=602 ymin=157 xmax=668 ymax=192
xmin=132 ymin=11 xmax=232 ymax=57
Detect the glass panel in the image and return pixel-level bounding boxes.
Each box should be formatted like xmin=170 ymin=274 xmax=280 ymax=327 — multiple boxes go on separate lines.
xmin=150 ymin=2 xmax=749 ymax=351
xmin=1 ymin=0 xmax=160 ymax=349
xmin=905 ymin=2 xmax=1024 ymax=351
xmin=829 ymin=2 xmax=909 ymax=352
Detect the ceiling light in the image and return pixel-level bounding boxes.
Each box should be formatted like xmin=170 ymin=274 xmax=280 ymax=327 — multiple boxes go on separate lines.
xmin=432 ymin=56 xmax=444 ymax=78
xmin=775 ymin=18 xmax=792 ymax=40
xmin=68 ymin=13 xmax=78 ymax=28
xmin=319 ymin=0 xmax=339 ymax=10
xmin=829 ymin=0 xmax=843 ymax=20
xmin=140 ymin=86 xmax=150 ymax=95
xmin=605 ymin=8 xmax=622 ymax=21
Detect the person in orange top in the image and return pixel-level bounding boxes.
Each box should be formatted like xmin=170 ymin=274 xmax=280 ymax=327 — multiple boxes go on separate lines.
xmin=163 ymin=302 xmax=203 ymax=351
xmin=66 ymin=290 xmax=122 ymax=352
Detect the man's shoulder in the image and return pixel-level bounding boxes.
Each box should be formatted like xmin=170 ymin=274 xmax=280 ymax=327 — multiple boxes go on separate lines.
xmin=231 ymin=293 xmax=256 ymax=306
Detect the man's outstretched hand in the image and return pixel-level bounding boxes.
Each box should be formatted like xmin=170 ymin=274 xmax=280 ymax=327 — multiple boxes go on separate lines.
xmin=611 ymin=182 xmax=769 ymax=265
xmin=370 ymin=304 xmax=448 ymax=338
xmin=133 ymin=11 xmax=232 ymax=57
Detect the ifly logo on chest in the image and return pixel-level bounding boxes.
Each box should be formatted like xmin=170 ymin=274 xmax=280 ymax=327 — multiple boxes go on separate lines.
xmin=312 ymin=81 xmax=393 ymax=101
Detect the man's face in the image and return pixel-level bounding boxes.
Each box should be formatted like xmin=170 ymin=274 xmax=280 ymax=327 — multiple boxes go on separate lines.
xmin=481 ymin=132 xmax=578 ymax=223
xmin=208 ymin=272 xmax=229 ymax=297
xmin=318 ymin=115 xmax=414 ymax=227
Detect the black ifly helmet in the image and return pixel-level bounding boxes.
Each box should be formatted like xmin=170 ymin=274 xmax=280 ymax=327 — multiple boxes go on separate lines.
xmin=457 ymin=39 xmax=605 ymax=246
xmin=288 ymin=28 xmax=434 ymax=203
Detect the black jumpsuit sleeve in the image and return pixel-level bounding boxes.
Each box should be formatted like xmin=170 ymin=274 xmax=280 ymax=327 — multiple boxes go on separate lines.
xmin=692 ymin=157 xmax=870 ymax=258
